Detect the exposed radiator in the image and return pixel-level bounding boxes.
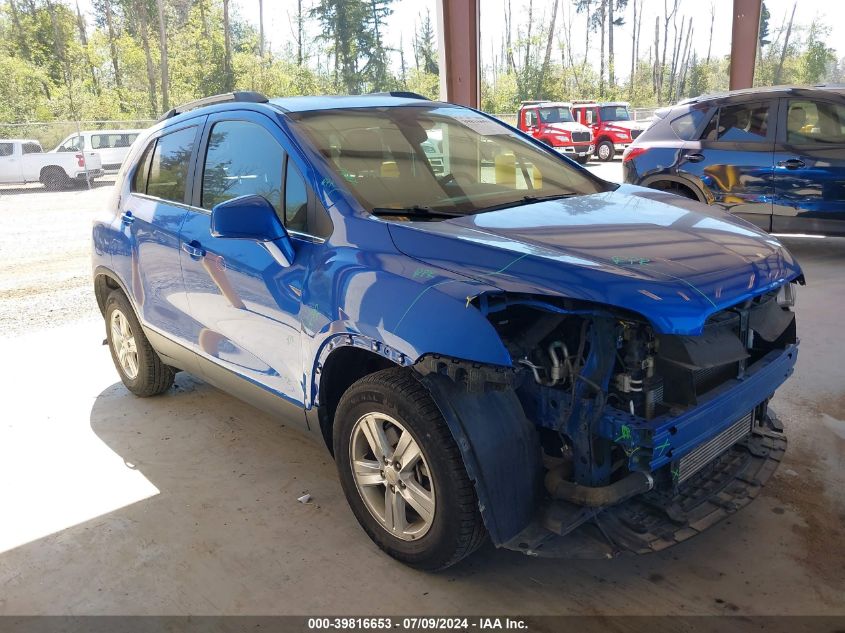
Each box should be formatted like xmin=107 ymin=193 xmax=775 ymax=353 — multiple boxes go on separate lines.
xmin=677 ymin=411 xmax=753 ymax=483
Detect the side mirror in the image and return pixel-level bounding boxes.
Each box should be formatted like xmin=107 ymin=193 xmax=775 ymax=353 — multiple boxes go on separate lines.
xmin=210 ymin=194 xmax=294 ymax=266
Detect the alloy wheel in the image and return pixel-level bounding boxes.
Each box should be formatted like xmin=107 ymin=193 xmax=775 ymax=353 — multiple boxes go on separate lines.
xmin=110 ymin=308 xmax=139 ymax=379
xmin=349 ymin=412 xmax=436 ymax=541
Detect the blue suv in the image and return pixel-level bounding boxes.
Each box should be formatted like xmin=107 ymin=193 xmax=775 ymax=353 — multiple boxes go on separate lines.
xmin=93 ymin=91 xmax=802 ymax=570
xmin=623 ymin=85 xmax=845 ymax=235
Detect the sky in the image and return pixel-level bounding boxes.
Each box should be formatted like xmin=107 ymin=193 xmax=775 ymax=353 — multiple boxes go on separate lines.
xmin=75 ymin=0 xmax=845 ymax=81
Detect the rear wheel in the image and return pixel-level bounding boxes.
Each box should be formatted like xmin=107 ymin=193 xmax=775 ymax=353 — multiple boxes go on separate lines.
xmin=41 ymin=167 xmax=68 ymax=190
xmin=596 ymin=140 xmax=614 ymax=162
xmin=334 ymin=368 xmax=486 ymax=570
xmin=104 ymin=290 xmax=174 ymax=397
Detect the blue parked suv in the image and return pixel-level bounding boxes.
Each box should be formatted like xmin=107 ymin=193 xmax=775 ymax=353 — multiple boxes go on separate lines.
xmin=93 ymin=91 xmax=802 ymax=570
xmin=623 ymin=85 xmax=845 ymax=235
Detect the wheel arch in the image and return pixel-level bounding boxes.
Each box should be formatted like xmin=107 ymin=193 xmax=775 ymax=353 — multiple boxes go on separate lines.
xmin=639 ymin=174 xmax=710 ymax=203
xmin=39 ymin=164 xmax=68 ymax=181
xmin=93 ymin=266 xmax=129 ymax=316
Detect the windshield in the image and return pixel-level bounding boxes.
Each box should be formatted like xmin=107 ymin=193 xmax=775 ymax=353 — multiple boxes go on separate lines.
xmin=290 ymin=105 xmax=606 ymax=217
xmin=539 ymin=106 xmax=575 ymax=123
xmin=600 ymin=105 xmax=631 ymax=122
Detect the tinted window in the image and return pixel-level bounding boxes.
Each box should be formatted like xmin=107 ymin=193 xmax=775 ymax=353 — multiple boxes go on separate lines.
xmin=539 ymin=107 xmax=574 ymax=123
xmin=202 ymin=120 xmax=283 ymax=212
xmin=22 ymin=142 xmax=42 ymax=154
xmin=786 ymin=99 xmax=845 ymax=144
xmin=670 ymin=110 xmax=707 ymax=140
xmin=701 ymin=102 xmax=771 ymax=142
xmin=0 ymin=143 xmax=14 ymax=157
xmin=132 ymin=141 xmax=155 ymax=193
xmin=284 ymin=158 xmax=308 ymax=233
xmin=147 ymin=126 xmax=197 ymax=203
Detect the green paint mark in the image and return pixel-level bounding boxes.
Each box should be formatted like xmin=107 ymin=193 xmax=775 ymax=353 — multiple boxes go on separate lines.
xmin=655 ymin=438 xmax=671 ymax=457
xmin=671 ymin=467 xmax=681 ymax=481
xmin=320 ymin=177 xmax=338 ymax=193
xmin=413 ymin=267 xmax=436 ymax=281
xmin=612 ymin=256 xmax=651 ymax=266
xmin=490 ymin=253 xmax=528 ymax=276
xmin=615 ymin=424 xmax=633 ymax=443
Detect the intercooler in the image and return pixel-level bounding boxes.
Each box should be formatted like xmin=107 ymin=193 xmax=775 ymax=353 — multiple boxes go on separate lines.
xmin=676 ymin=411 xmax=754 ymax=483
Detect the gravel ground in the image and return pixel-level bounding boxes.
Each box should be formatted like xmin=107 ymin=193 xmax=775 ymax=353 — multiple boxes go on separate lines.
xmin=0 ymin=180 xmax=115 ymax=336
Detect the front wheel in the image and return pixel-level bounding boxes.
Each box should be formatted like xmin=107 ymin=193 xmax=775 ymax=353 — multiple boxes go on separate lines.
xmin=575 ymin=154 xmax=590 ymax=165
xmin=596 ymin=140 xmax=615 ymax=162
xmin=334 ymin=368 xmax=486 ymax=570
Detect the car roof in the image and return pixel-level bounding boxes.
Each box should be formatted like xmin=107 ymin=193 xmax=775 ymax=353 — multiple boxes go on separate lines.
xmin=0 ymin=138 xmax=39 ymax=144
xmin=679 ymin=84 xmax=845 ymax=106
xmin=269 ymin=94 xmax=440 ymax=113
xmin=520 ymin=101 xmax=573 ymax=109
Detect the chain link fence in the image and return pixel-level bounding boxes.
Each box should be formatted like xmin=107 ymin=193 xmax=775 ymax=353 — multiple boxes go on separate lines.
xmin=0 ymin=120 xmax=155 ymax=152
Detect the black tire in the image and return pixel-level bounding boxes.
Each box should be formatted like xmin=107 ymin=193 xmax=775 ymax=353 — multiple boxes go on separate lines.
xmin=104 ymin=289 xmax=174 ymax=397
xmin=41 ymin=167 xmax=68 ymax=190
xmin=596 ymin=140 xmax=615 ymax=162
xmin=575 ymin=154 xmax=590 ymax=165
xmin=334 ymin=367 xmax=486 ymax=570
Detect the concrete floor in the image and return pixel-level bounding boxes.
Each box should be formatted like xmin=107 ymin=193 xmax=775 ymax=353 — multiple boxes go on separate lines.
xmin=0 ymin=171 xmax=843 ymax=615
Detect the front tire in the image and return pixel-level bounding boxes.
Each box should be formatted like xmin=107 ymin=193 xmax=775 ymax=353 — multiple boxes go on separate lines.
xmin=334 ymin=368 xmax=486 ymax=570
xmin=104 ymin=290 xmax=174 ymax=397
xmin=575 ymin=155 xmax=590 ymax=165
xmin=596 ymin=140 xmax=614 ymax=162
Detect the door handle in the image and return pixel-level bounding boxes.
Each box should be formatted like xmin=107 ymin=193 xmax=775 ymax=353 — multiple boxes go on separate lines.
xmin=120 ymin=211 xmax=134 ymax=225
xmin=181 ymin=241 xmax=206 ymax=259
xmin=686 ymin=153 xmax=705 ymax=163
xmin=777 ymin=158 xmax=805 ymax=170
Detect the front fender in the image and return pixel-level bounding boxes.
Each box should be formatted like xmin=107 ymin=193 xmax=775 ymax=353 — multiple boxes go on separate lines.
xmin=301 ymin=250 xmax=514 ymax=408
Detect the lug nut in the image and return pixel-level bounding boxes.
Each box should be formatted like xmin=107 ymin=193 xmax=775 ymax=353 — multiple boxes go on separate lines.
xmin=394 ymin=462 xmax=401 ymax=470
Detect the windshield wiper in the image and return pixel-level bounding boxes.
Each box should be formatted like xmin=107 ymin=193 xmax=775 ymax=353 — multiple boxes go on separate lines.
xmin=371 ymin=205 xmax=464 ymax=219
xmin=475 ymin=193 xmax=581 ymax=214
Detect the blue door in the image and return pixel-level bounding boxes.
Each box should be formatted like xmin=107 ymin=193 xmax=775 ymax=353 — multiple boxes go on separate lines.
xmin=772 ymin=97 xmax=845 ymax=235
xmin=113 ymin=122 xmax=203 ymax=340
xmin=678 ymin=100 xmax=775 ymax=230
xmin=179 ymin=111 xmax=322 ymax=412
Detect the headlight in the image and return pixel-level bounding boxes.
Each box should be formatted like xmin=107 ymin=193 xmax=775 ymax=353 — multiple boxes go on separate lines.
xmin=776 ymin=283 xmax=797 ymax=308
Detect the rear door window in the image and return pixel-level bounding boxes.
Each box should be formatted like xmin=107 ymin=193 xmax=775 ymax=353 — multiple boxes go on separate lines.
xmin=700 ymin=102 xmax=772 ymax=143
xmin=785 ymin=99 xmax=845 ymax=144
xmin=22 ymin=142 xmax=42 ymax=154
xmin=146 ymin=126 xmax=197 ymax=203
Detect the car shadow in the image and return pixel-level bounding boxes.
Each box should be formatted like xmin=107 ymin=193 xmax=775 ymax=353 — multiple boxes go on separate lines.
xmin=0 ymin=180 xmax=115 ymax=195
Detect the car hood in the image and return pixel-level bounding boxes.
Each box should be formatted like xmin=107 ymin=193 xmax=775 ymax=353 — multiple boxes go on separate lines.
xmin=545 ymin=122 xmax=592 ymax=135
xmin=386 ymin=185 xmax=802 ymax=335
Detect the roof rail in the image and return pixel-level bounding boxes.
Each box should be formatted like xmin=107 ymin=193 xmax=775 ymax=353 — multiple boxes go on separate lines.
xmin=158 ymin=91 xmax=269 ymax=122
xmin=367 ymin=91 xmax=431 ymax=100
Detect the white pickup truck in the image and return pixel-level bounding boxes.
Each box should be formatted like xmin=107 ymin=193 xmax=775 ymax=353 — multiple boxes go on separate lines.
xmin=0 ymin=139 xmax=103 ymax=189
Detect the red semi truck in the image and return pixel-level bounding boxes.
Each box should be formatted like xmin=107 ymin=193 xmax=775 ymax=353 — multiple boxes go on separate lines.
xmin=516 ymin=101 xmax=594 ymax=164
xmin=571 ymin=101 xmax=648 ymax=161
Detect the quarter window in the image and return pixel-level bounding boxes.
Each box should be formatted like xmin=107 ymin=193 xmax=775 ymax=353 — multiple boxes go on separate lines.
xmin=786 ymin=99 xmax=845 ymax=144
xmin=670 ymin=109 xmax=708 ymax=140
xmin=147 ymin=126 xmax=197 ymax=203
xmin=284 ymin=158 xmax=308 ymax=233
xmin=132 ymin=141 xmax=155 ymax=193
xmin=701 ymin=102 xmax=771 ymax=143
xmin=202 ymin=120 xmax=283 ymax=212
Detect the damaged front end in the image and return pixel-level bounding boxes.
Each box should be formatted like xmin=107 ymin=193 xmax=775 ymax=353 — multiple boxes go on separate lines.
xmin=418 ymin=286 xmax=799 ymax=559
